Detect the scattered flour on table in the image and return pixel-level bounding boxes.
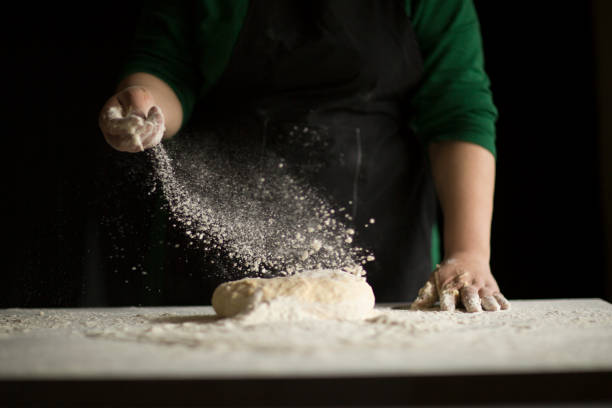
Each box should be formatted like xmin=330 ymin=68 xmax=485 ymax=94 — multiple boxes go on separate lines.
xmin=2 ymin=301 xmax=609 ymax=352
xmin=80 ymin=300 xmax=612 ymax=355
xmin=2 ymin=301 xmax=612 ymax=374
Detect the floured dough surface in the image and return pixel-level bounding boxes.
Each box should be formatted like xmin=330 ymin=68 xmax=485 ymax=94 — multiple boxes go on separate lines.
xmin=211 ymin=269 xmax=375 ymax=321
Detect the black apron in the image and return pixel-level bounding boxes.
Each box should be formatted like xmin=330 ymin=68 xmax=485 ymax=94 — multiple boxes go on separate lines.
xmin=190 ymin=0 xmax=436 ymax=302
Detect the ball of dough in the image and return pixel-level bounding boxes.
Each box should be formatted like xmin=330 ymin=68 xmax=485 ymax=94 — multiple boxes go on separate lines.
xmin=211 ymin=269 xmax=375 ymax=320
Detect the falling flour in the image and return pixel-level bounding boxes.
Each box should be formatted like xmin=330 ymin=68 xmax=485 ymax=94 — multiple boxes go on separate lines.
xmin=145 ymin=130 xmax=372 ymax=279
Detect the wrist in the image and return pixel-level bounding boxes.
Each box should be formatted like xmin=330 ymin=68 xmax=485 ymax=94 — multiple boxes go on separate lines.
xmin=442 ymin=249 xmax=490 ymax=264
xmin=442 ymin=219 xmax=491 ymax=263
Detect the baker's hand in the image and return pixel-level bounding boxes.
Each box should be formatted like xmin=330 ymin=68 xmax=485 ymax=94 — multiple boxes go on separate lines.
xmin=99 ymin=86 xmax=165 ymax=153
xmin=410 ymin=254 xmax=510 ymax=312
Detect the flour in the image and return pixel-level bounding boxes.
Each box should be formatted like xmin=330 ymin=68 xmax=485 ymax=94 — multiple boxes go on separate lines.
xmin=75 ymin=299 xmax=612 ymax=363
xmin=462 ymin=291 xmax=483 ymax=312
xmin=103 ymin=105 xmax=165 ymax=152
xmin=481 ymin=295 xmax=501 ymax=311
xmin=2 ymin=300 xmax=612 ymax=378
xmin=145 ymin=131 xmax=372 ymax=279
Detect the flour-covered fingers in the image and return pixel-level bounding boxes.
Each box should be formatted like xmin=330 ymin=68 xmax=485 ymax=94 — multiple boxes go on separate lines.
xmin=105 ymin=105 xmax=123 ymax=120
xmin=99 ymin=105 xmax=123 ymax=135
xmin=481 ymin=295 xmax=501 ymax=311
xmin=102 ymin=107 xmax=143 ymax=134
xmin=140 ymin=106 xmax=165 ymax=147
xmin=130 ymin=133 xmax=145 ymax=152
xmin=439 ymin=288 xmax=459 ymax=312
xmin=493 ymin=292 xmax=511 ymax=310
xmin=461 ymin=286 xmax=482 ymax=313
xmin=100 ymin=85 xmax=165 ymax=152
xmin=116 ymin=115 xmax=147 ymax=152
xmin=436 ymin=268 xmax=467 ymax=312
xmin=102 ymin=105 xmax=166 ymax=152
xmin=138 ymin=121 xmax=158 ymax=147
xmin=410 ymin=276 xmax=438 ymax=310
xmin=105 ymin=123 xmax=145 ymax=152
xmin=147 ymin=105 xmax=164 ymax=127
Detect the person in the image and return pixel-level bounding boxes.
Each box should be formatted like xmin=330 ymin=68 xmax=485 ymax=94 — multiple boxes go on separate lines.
xmin=99 ymin=0 xmax=510 ymax=312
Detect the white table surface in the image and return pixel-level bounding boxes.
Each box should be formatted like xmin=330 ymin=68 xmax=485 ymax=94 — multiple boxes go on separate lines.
xmin=1 ymin=299 xmax=611 ymax=380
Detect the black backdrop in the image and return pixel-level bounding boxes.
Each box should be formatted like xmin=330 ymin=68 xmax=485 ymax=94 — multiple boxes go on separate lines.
xmin=4 ymin=1 xmax=607 ymax=306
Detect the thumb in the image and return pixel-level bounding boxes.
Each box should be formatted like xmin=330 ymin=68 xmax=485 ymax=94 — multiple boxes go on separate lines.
xmin=410 ymin=274 xmax=438 ymax=310
xmin=116 ymin=86 xmax=156 ymax=119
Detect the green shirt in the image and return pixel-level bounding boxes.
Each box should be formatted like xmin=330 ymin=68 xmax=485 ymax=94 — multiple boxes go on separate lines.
xmin=122 ymin=0 xmax=498 ymax=158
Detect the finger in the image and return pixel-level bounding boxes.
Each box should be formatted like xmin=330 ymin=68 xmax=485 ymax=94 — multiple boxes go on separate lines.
xmin=117 ymin=117 xmax=146 ymax=149
xmin=436 ymin=267 xmax=469 ymax=293
xmin=481 ymin=295 xmax=501 ymax=311
xmin=99 ymin=105 xmax=122 ymax=135
xmin=410 ymin=276 xmax=438 ymax=310
xmin=435 ymin=266 xmax=465 ymax=312
xmin=460 ymin=286 xmax=482 ymax=313
xmin=105 ymin=113 xmax=144 ymax=134
xmin=117 ymin=88 xmax=152 ymax=119
xmin=138 ymin=125 xmax=157 ymax=148
xmin=145 ymin=107 xmax=166 ymax=146
xmin=131 ymin=132 xmax=145 ymax=152
xmin=105 ymin=105 xmax=123 ymax=120
xmin=133 ymin=119 xmax=162 ymax=152
xmin=106 ymin=119 xmax=145 ymax=153
xmin=139 ymin=121 xmax=164 ymax=149
xmin=439 ymin=289 xmax=459 ymax=312
xmin=493 ymin=293 xmax=511 ymax=310
xmin=139 ymin=130 xmax=160 ymax=150
xmin=147 ymin=105 xmax=165 ymax=126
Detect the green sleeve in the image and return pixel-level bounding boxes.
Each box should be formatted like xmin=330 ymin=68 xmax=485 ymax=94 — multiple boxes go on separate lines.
xmin=120 ymin=1 xmax=200 ymax=128
xmin=120 ymin=1 xmax=248 ymax=129
xmin=405 ymin=0 xmax=498 ymax=158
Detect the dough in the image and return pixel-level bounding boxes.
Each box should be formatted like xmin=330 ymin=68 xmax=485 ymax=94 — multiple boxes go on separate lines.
xmin=211 ymin=269 xmax=375 ymax=320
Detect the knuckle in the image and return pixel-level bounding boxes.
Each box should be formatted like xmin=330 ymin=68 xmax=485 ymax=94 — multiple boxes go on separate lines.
xmin=478 ymin=288 xmax=493 ymax=297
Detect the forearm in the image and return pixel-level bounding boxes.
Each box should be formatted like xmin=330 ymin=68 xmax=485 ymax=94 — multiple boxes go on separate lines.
xmin=412 ymin=141 xmax=508 ymax=312
xmin=116 ymin=72 xmax=183 ymax=138
xmin=428 ymin=141 xmax=495 ymax=261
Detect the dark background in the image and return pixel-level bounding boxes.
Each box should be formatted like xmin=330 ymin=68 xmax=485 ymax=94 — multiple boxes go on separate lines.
xmin=4 ymin=1 xmax=610 ymax=306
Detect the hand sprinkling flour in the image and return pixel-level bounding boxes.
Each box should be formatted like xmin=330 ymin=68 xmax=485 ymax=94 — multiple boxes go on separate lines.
xmin=102 ymin=105 xmax=164 ymax=152
xmin=98 ymin=81 xmax=374 ymax=291
xmin=99 ymin=86 xmax=166 ymax=153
